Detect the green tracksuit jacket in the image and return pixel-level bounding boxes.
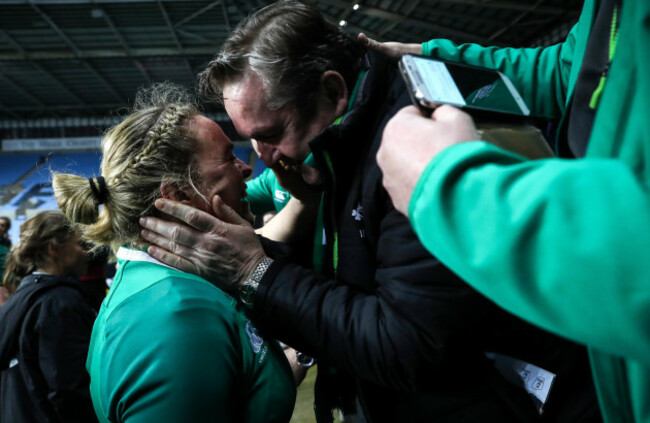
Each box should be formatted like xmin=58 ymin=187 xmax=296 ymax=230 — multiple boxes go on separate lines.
xmin=87 ymin=248 xmax=295 ymax=422
xmin=413 ymin=1 xmax=650 ymax=422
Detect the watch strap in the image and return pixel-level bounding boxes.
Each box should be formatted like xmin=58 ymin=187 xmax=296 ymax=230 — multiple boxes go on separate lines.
xmin=238 ymin=257 xmax=273 ymax=306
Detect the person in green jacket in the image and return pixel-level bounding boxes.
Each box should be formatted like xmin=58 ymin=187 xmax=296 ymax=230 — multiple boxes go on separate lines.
xmin=247 ymin=167 xmax=292 ymax=213
xmin=374 ymin=0 xmax=650 ymax=422
xmin=52 ymin=82 xmax=296 ymax=422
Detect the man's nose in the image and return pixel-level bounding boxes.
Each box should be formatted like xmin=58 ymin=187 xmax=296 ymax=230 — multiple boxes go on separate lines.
xmin=255 ymin=142 xmax=276 ymax=166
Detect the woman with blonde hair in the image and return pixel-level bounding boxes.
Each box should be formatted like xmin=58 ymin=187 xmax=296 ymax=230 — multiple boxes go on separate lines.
xmin=0 ymin=210 xmax=96 ymax=422
xmin=52 ymin=83 xmax=295 ymax=422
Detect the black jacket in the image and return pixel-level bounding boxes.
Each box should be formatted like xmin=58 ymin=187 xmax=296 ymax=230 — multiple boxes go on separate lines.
xmin=254 ymin=53 xmax=601 ymax=423
xmin=0 ymin=274 xmax=98 ymax=423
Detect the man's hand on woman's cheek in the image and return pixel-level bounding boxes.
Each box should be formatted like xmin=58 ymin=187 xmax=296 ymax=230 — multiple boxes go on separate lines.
xmin=139 ymin=196 xmax=266 ymax=292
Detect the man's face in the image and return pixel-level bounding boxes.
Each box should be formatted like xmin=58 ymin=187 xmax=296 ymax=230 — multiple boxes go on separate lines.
xmin=187 ymin=115 xmax=254 ymax=223
xmin=223 ymin=71 xmax=338 ymax=167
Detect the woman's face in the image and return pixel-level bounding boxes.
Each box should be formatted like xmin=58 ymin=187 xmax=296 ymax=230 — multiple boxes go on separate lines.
xmin=0 ymin=218 xmax=9 ymax=237
xmin=57 ymin=232 xmax=89 ymax=278
xmin=186 ymin=115 xmax=254 ymax=222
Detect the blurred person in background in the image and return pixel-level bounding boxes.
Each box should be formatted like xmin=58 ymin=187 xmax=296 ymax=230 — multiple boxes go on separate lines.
xmin=78 ymin=245 xmax=111 ymax=312
xmin=0 ymin=210 xmax=97 ymax=422
xmin=0 ymin=217 xmax=11 ymax=304
xmin=0 ymin=217 xmax=11 ymax=249
xmin=53 ymin=82 xmax=298 ymax=423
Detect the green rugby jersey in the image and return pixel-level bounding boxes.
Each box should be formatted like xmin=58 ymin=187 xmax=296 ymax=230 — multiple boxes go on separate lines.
xmin=87 ymin=248 xmax=295 ymax=422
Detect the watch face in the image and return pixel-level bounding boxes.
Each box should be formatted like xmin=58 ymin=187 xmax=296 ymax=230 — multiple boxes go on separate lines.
xmin=296 ymin=352 xmax=315 ymax=367
xmin=240 ymin=283 xmax=256 ymax=306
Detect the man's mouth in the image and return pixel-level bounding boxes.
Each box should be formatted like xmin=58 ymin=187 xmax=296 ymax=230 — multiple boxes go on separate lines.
xmin=269 ymin=154 xmax=301 ymax=168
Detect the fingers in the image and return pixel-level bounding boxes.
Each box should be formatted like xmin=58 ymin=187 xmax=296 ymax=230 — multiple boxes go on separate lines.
xmin=140 ymin=222 xmax=193 ymax=254
xmin=147 ymin=244 xmax=198 ymax=274
xmin=387 ymin=106 xmax=432 ymax=133
xmin=152 ymin=198 xmax=218 ymax=232
xmin=298 ymin=163 xmax=322 ymax=186
xmin=398 ymin=105 xmax=430 ymax=118
xmin=211 ymin=195 xmax=248 ymax=226
xmin=139 ymin=215 xmax=205 ymax=248
xmin=397 ymin=102 xmax=469 ymax=123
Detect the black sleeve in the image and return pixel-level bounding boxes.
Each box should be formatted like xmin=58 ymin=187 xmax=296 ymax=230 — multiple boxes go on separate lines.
xmin=251 ymin=206 xmax=505 ymax=392
xmin=37 ymin=291 xmax=98 ymax=422
xmin=259 ymin=235 xmax=313 ymax=268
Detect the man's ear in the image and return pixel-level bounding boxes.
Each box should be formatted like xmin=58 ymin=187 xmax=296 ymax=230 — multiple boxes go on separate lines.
xmin=160 ymin=179 xmax=192 ymax=203
xmin=320 ymin=70 xmax=349 ymax=118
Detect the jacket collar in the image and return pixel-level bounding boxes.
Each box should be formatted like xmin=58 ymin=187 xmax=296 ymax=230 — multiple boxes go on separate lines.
xmin=17 ymin=273 xmax=80 ymax=291
xmin=309 ymin=51 xmax=397 ymax=180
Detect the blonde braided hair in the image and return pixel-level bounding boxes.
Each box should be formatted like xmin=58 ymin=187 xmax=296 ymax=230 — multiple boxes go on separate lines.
xmin=53 ymin=83 xmax=200 ymax=253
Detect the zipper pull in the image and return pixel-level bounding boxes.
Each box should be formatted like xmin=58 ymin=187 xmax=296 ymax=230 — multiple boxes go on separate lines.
xmin=589 ymin=62 xmax=610 ymax=110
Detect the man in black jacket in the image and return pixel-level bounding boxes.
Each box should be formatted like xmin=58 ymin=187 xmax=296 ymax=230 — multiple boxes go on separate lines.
xmin=139 ymin=1 xmax=601 ymax=422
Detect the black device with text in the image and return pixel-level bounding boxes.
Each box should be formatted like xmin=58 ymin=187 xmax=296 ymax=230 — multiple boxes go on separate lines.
xmin=399 ymin=54 xmax=531 ymax=121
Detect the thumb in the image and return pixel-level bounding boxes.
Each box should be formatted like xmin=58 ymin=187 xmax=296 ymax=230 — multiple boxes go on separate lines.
xmin=358 ymin=33 xmax=384 ymax=55
xmin=211 ymin=195 xmax=247 ymax=226
xmin=431 ymin=104 xmax=465 ymax=122
xmin=357 ymin=33 xmax=370 ymax=48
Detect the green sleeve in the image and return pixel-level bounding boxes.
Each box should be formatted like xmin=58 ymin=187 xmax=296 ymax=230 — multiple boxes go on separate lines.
xmin=247 ymin=168 xmax=278 ymax=215
xmin=409 ymin=142 xmax=650 ymax=367
xmin=112 ymin=281 xmax=242 ymax=422
xmin=421 ymin=25 xmax=578 ymax=119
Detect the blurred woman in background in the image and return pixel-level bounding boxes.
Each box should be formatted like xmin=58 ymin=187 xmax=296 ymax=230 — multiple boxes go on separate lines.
xmin=0 ymin=210 xmax=97 ymax=422
xmin=0 ymin=216 xmax=12 ymax=304
xmin=0 ymin=216 xmax=11 ymax=249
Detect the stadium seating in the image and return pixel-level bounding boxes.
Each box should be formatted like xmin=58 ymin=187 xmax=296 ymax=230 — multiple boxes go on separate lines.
xmin=0 ymin=147 xmax=265 ymax=247
xmin=0 ymin=152 xmax=101 ymax=246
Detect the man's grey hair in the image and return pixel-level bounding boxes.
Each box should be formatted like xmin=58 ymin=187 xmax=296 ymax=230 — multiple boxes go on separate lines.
xmin=198 ymin=0 xmax=365 ymax=120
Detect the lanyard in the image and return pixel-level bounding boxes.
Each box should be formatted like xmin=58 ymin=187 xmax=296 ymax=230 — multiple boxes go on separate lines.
xmin=589 ymin=5 xmax=619 ymax=109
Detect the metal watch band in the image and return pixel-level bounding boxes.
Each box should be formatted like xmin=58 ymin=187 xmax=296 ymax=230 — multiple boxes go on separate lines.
xmin=238 ymin=257 xmax=273 ymax=306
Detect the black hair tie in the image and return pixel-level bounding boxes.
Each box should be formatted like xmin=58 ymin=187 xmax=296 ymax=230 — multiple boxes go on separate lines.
xmin=88 ymin=176 xmax=109 ymax=204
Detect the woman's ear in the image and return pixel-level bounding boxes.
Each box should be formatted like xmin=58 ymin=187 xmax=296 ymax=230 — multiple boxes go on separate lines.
xmin=46 ymin=241 xmax=58 ymax=259
xmin=320 ymin=70 xmax=349 ymax=118
xmin=160 ymin=180 xmax=191 ymax=203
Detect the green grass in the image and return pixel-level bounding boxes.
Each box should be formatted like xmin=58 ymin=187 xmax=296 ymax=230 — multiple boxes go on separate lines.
xmin=290 ymin=367 xmax=317 ymax=423
xmin=289 ymin=367 xmax=342 ymax=423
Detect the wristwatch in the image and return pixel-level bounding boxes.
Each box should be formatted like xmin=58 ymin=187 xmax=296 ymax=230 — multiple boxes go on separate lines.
xmin=296 ymin=351 xmax=316 ymax=368
xmin=238 ymin=257 xmax=274 ymax=306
